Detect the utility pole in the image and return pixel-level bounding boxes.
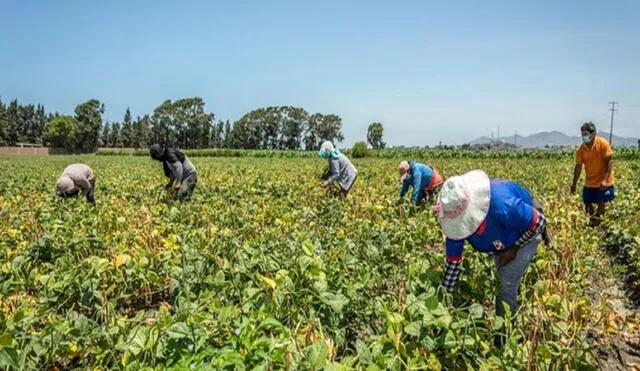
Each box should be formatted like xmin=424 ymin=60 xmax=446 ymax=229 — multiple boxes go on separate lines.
xmin=514 ymin=131 xmax=517 ymax=148
xmin=608 ymin=101 xmax=618 ymax=145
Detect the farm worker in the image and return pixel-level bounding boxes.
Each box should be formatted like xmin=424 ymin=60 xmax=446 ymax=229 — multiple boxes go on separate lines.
xmin=397 ymin=160 xmax=444 ymax=205
xmin=149 ymin=144 xmax=198 ymax=201
xmin=433 ymin=170 xmax=547 ymax=318
xmin=56 ymin=163 xmax=96 ymax=205
xmin=318 ymin=141 xmax=358 ymax=196
xmin=570 ymin=122 xmax=615 ymax=227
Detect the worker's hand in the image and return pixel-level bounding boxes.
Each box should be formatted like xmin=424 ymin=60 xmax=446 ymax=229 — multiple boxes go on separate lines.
xmin=542 ymin=228 xmax=552 ymax=246
xmin=320 ymin=182 xmax=328 ymax=188
xmin=599 ymin=180 xmax=608 ymax=190
xmin=570 ymin=184 xmax=577 ymax=194
xmin=498 ymin=248 xmax=518 ymax=267
xmin=173 ymin=184 xmax=182 ymax=191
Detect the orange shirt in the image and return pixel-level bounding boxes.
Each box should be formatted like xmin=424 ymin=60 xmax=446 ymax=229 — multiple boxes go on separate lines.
xmin=576 ymin=136 xmax=614 ymax=188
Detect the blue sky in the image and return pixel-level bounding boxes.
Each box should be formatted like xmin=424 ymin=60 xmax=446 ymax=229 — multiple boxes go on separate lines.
xmin=1 ymin=0 xmax=639 ymax=146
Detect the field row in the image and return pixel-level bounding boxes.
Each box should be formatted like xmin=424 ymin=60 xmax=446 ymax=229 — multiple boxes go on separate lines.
xmin=0 ymin=156 xmax=638 ymax=369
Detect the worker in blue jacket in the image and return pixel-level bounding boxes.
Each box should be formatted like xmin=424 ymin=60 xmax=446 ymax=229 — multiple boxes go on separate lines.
xmin=433 ymin=170 xmax=547 ymax=318
xmin=398 ymin=160 xmax=444 ymax=205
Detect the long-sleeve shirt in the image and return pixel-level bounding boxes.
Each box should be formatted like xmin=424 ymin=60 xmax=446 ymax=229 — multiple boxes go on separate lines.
xmin=399 ymin=162 xmax=443 ymax=202
xmin=58 ymin=164 xmax=95 ymax=195
xmin=441 ymin=179 xmax=547 ymax=292
xmin=324 ymin=153 xmax=358 ymax=191
xmin=163 ymin=150 xmax=197 ymax=186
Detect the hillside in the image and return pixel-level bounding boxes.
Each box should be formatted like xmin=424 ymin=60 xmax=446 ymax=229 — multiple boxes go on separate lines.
xmin=469 ymin=131 xmax=639 ymax=148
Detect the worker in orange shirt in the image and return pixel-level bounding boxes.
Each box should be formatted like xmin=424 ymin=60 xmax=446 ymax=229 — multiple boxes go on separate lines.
xmin=570 ymin=122 xmax=615 ymax=226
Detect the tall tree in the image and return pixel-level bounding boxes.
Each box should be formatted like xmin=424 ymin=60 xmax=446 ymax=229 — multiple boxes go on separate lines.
xmin=174 ymin=97 xmax=214 ymax=148
xmin=133 ymin=115 xmax=151 ymax=149
xmin=315 ymin=114 xmax=344 ymax=145
xmin=33 ymin=104 xmax=48 ymax=144
xmin=5 ymin=100 xmax=21 ymax=146
xmin=261 ymin=108 xmax=281 ymax=149
xmin=74 ymin=99 xmax=104 ymax=153
xmin=223 ymin=120 xmax=231 ymax=148
xmin=19 ymin=104 xmax=36 ymax=144
xmin=110 ymin=123 xmax=122 ymax=147
xmin=101 ymin=122 xmax=111 ymax=147
xmin=229 ymin=107 xmax=287 ymax=149
xmin=150 ymin=97 xmax=214 ymax=149
xmin=45 ymin=115 xmax=78 ymax=152
xmin=0 ymin=99 xmax=50 ymax=146
xmin=229 ymin=118 xmax=260 ymax=149
xmin=229 ymin=106 xmax=312 ymax=150
xmin=150 ymin=99 xmax=175 ymax=147
xmin=212 ymin=120 xmax=224 ymax=148
xmin=303 ymin=114 xmax=320 ymax=150
xmin=280 ymin=106 xmax=308 ymax=150
xmin=367 ymin=122 xmax=385 ymax=149
xmin=120 ymin=107 xmax=134 ymax=147
xmin=0 ymin=98 xmax=7 ymax=145
xmin=304 ymin=113 xmax=344 ymax=150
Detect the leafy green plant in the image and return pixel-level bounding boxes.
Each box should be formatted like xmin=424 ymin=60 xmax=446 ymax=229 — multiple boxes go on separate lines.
xmin=0 ymin=155 xmax=636 ymax=369
xmin=351 ymin=141 xmax=370 ymax=158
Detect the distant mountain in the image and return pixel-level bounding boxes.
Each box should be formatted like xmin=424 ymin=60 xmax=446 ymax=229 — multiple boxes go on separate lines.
xmin=468 ymin=131 xmax=639 ymax=148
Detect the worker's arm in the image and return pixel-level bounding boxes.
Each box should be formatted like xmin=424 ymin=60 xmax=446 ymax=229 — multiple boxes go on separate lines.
xmin=167 ymin=161 xmax=184 ymax=187
xmin=570 ymin=164 xmax=581 ymax=193
xmin=399 ymin=179 xmax=410 ymax=199
xmin=410 ymin=169 xmax=426 ymax=203
xmin=69 ymin=174 xmax=92 ymax=196
xmin=441 ymin=238 xmax=464 ymax=293
xmin=324 ymin=158 xmax=340 ymax=187
xmin=571 ymin=148 xmax=584 ymax=193
xmin=601 ymin=156 xmax=613 ymax=188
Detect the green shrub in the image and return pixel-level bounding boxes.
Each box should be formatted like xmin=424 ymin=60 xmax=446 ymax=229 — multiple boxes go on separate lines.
xmin=351 ymin=141 xmax=370 ymax=158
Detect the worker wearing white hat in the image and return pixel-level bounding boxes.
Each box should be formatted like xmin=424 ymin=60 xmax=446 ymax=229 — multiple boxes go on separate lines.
xmin=318 ymin=141 xmax=358 ymax=196
xmin=434 ymin=170 xmax=547 ymax=318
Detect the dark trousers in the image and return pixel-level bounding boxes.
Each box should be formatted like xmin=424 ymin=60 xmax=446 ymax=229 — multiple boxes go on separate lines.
xmin=416 ymin=185 xmax=442 ymax=206
xmin=176 ymin=174 xmax=197 ymax=201
xmin=59 ymin=178 xmax=95 ymax=205
xmin=87 ymin=179 xmax=95 ymax=204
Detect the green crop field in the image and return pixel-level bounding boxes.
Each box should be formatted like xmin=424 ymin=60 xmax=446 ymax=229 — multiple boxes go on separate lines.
xmin=0 ymin=155 xmax=638 ymax=370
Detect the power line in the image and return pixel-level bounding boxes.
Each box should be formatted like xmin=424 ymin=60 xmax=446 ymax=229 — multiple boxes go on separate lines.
xmin=608 ymin=101 xmax=618 ymax=145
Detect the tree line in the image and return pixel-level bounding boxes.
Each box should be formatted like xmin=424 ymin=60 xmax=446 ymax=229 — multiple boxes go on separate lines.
xmin=0 ymin=98 xmax=52 ymax=146
xmin=0 ymin=96 xmax=386 ymax=152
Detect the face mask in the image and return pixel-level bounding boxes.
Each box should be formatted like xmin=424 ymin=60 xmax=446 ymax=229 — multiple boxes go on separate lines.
xmin=582 ymin=135 xmax=592 ymax=144
xmin=318 ymin=150 xmax=329 ymax=159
